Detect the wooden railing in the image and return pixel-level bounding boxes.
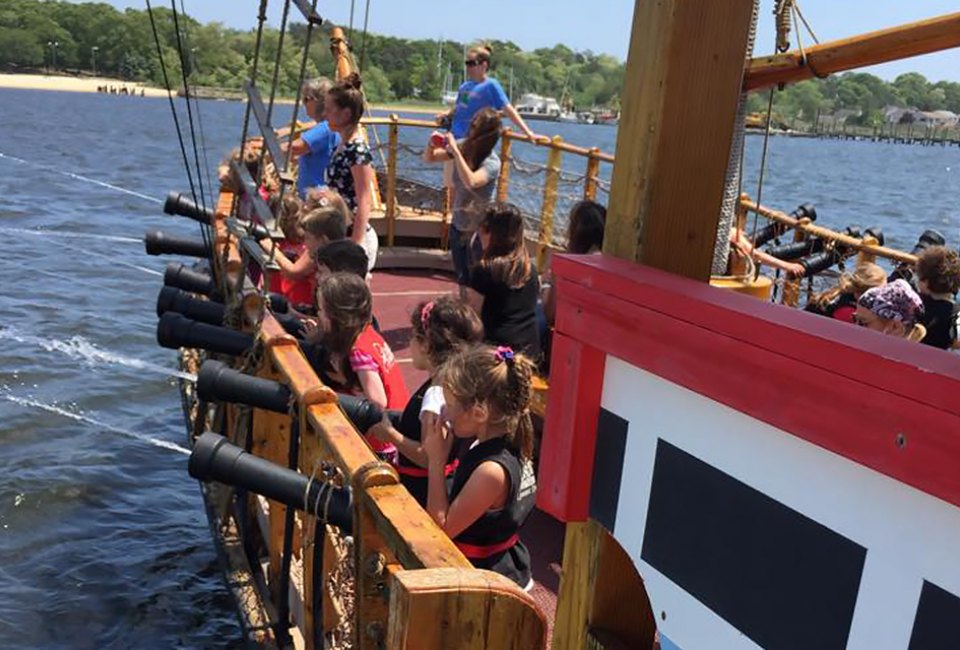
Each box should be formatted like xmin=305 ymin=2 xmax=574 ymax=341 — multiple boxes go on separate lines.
xmin=211 ymin=192 xmax=546 ymax=649
xmin=361 ymin=116 xmax=614 ymax=266
xmin=358 ymin=116 xmax=918 ymax=276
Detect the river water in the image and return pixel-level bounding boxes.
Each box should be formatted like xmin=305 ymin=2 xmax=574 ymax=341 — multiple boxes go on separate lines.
xmin=0 ymin=88 xmax=956 ymax=648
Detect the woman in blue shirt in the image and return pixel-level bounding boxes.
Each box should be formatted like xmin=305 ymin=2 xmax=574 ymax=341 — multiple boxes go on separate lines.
xmin=289 ymin=77 xmax=340 ymax=199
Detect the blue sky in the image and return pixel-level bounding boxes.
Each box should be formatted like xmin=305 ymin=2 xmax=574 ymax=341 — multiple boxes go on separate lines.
xmin=92 ymin=0 xmax=960 ymax=82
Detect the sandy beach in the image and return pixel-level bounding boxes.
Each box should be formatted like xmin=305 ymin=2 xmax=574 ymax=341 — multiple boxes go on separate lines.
xmin=0 ymin=73 xmax=443 ymax=113
xmin=0 ymin=73 xmax=169 ymax=97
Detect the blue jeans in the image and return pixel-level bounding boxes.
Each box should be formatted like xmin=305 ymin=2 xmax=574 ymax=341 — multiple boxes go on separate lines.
xmin=449 ymin=225 xmax=473 ymax=286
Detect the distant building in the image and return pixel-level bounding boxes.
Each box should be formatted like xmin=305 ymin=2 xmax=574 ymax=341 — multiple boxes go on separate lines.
xmin=917 ymin=110 xmax=958 ymax=127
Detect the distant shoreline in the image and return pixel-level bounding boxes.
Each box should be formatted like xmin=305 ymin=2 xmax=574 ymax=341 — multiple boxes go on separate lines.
xmin=0 ymin=73 xmax=169 ymax=97
xmin=0 ymin=73 xmax=443 ymax=114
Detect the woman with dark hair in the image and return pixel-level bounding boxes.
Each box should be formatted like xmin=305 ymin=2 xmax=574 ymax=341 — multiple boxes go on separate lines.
xmin=465 ymin=203 xmax=540 ymax=358
xmin=425 ymin=107 xmax=503 ymax=293
xmin=541 ymin=200 xmax=607 ymax=326
xmin=324 ymin=73 xmax=378 ymax=272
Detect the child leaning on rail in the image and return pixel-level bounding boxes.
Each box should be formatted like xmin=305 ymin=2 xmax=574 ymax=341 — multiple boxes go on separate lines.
xmin=259 ymin=190 xmax=351 ymax=309
xmin=367 ymin=296 xmax=484 ymax=506
xmin=425 ymin=344 xmax=537 ymax=590
xmin=307 ymin=272 xmax=409 ymax=461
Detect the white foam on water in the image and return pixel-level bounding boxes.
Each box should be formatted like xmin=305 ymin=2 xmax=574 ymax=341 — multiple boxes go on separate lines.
xmin=0 ymin=151 xmax=163 ymax=204
xmin=83 ymin=248 xmax=164 ymax=276
xmin=0 ymin=226 xmax=141 ymax=244
xmin=2 ymin=394 xmax=190 ymax=456
xmin=0 ymin=327 xmax=197 ymax=382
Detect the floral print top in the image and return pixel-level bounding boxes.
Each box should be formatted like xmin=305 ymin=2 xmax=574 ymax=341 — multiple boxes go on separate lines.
xmin=325 ymin=138 xmax=373 ymax=213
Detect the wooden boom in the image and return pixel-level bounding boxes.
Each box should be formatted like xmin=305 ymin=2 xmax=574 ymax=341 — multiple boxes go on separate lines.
xmin=745 ymin=11 xmax=960 ymax=91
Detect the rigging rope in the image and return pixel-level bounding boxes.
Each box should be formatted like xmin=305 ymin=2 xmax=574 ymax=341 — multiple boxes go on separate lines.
xmin=145 ymin=0 xmax=201 ymax=218
xmin=170 ymin=1 xmax=210 ymax=219
xmin=173 ymin=0 xmax=215 ymax=255
xmin=359 ymin=0 xmax=372 ymax=73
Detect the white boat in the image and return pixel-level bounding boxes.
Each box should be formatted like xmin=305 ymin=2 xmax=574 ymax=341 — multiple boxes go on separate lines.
xmin=515 ymin=93 xmax=562 ymax=121
xmin=442 ymin=90 xmax=458 ymax=106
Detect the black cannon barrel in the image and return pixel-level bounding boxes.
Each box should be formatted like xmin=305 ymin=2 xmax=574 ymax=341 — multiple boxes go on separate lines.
xmin=912 ymin=229 xmax=945 ymax=255
xmin=189 ymin=432 xmax=352 ymax=532
xmin=751 ymin=203 xmax=817 ymax=247
xmin=766 ymin=238 xmax=824 ymax=260
xmin=337 ymin=394 xmax=389 ymax=433
xmin=164 ymin=191 xmax=214 ymax=225
xmin=163 ymin=263 xmax=218 ymax=298
xmin=145 ymin=230 xmax=210 ymax=259
xmin=197 ymin=360 xmax=291 ymax=413
xmin=798 ymin=249 xmax=842 ymax=277
xmin=156 ymin=312 xmax=253 ymax=356
xmin=864 ymin=227 xmax=884 ymax=247
xmin=157 ymin=286 xmax=226 ymax=325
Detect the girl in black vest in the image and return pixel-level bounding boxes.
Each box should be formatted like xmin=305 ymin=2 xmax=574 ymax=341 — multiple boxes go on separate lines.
xmin=368 ymin=296 xmax=484 ymax=506
xmin=425 ymin=344 xmax=537 ymax=589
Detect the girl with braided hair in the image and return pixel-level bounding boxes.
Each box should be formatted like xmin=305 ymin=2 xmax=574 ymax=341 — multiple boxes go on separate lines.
xmin=425 ymin=344 xmax=537 ymax=589
xmin=368 ymin=296 xmax=484 ymax=505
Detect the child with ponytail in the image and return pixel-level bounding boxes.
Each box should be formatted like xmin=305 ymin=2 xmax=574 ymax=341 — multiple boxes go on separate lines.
xmin=368 ymin=296 xmax=484 ymax=506
xmin=425 ymin=344 xmax=537 ymax=589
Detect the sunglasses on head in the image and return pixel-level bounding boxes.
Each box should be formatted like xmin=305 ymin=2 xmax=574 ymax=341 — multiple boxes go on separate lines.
xmin=465 ymin=59 xmax=482 ymax=67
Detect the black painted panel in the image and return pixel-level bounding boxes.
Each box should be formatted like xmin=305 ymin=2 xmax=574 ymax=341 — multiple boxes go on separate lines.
xmin=908 ymin=580 xmax=960 ymax=650
xmin=641 ymin=440 xmax=866 ymax=650
xmin=589 ymin=408 xmax=629 ymax=532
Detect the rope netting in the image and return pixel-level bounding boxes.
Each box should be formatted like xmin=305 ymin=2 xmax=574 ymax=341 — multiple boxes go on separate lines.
xmin=363 ymin=128 xmax=614 ymax=246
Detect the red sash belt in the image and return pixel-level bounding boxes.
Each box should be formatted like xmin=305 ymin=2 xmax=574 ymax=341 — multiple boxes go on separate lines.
xmin=396 ymin=459 xmax=459 ymax=478
xmin=455 ymin=533 xmax=520 ymax=559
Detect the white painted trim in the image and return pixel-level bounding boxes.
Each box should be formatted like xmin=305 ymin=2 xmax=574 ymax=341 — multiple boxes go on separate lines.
xmin=601 ymin=356 xmax=960 ymax=650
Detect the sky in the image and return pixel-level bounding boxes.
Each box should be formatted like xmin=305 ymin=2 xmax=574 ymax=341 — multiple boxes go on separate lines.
xmin=84 ymin=0 xmax=960 ymax=83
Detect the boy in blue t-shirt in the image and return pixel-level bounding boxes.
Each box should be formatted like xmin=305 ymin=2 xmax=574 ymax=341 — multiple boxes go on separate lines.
xmin=440 ymin=45 xmax=539 ymax=142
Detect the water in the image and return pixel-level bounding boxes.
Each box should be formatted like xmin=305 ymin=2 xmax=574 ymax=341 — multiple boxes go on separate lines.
xmin=0 ymin=87 xmax=957 ymax=649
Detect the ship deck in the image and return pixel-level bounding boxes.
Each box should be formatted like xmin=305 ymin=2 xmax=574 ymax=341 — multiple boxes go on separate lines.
xmin=370 ymin=267 xmax=563 ymax=641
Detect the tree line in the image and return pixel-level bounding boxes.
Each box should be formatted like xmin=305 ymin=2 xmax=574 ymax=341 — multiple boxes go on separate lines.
xmin=0 ymin=0 xmax=623 ymax=107
xmin=3 ymin=0 xmax=959 ymax=117
xmin=746 ymin=72 xmax=960 ymax=127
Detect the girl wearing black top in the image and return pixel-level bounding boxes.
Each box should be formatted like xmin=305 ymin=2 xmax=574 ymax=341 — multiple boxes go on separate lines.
xmin=425 ymin=344 xmax=537 ymax=589
xmin=466 ymin=203 xmax=540 ymax=359
xmin=368 ymin=296 xmax=484 ymax=506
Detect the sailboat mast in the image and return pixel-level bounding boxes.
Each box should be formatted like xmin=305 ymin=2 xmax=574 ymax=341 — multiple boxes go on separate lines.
xmin=602 ymin=0 xmax=754 ymax=281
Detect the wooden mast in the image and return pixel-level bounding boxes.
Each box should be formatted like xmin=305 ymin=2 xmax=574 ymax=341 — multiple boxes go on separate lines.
xmin=602 ymin=0 xmax=756 ymax=280
xmin=552 ymin=2 xmax=755 ymax=647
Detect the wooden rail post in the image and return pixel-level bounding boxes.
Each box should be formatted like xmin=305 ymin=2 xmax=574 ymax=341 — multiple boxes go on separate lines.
xmin=539 ymin=135 xmax=564 ymax=270
xmin=583 ymin=147 xmax=601 ymax=201
xmin=497 ymin=132 xmax=513 ymax=203
xmin=602 ymin=0 xmax=754 ymax=280
xmin=386 ymin=114 xmax=399 ymax=247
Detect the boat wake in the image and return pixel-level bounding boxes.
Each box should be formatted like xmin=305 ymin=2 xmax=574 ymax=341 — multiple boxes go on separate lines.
xmin=0 ymin=327 xmax=197 ymax=382
xmin=1 ymin=392 xmax=190 ymax=455
xmin=0 ymin=151 xmax=163 ymax=205
xmin=0 ymin=226 xmax=141 ymax=244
